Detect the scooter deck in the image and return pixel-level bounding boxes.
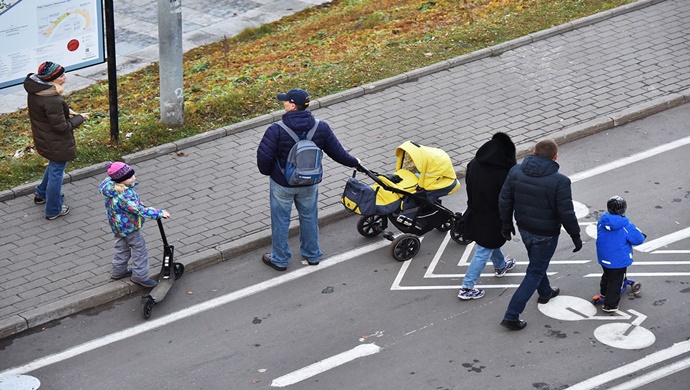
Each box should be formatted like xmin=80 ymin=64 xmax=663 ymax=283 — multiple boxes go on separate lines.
xmin=149 ymin=275 xmax=175 ymax=303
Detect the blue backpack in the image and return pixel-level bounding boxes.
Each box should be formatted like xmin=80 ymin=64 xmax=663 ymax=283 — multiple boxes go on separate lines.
xmin=276 ymin=120 xmax=323 ymax=186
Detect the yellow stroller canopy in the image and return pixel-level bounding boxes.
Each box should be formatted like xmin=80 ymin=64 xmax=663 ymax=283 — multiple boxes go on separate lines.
xmin=395 ymin=141 xmax=459 ymax=194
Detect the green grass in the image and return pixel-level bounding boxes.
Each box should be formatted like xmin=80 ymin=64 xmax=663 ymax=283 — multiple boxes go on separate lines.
xmin=0 ymin=0 xmax=634 ymax=190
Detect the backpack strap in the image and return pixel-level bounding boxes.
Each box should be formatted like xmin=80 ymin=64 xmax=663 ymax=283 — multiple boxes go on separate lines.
xmin=276 ymin=120 xmax=320 ymax=141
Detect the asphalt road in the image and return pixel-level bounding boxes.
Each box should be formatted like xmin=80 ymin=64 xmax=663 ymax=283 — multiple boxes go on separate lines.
xmin=1 ymin=105 xmax=690 ymax=389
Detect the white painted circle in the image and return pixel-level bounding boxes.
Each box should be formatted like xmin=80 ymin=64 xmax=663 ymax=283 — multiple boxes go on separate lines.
xmin=593 ymin=323 xmax=656 ymax=350
xmin=538 ymin=295 xmax=597 ymax=321
xmin=586 ymin=223 xmax=597 ymax=240
xmin=0 ymin=375 xmax=41 ymax=390
xmin=574 ymin=200 xmax=589 ymax=220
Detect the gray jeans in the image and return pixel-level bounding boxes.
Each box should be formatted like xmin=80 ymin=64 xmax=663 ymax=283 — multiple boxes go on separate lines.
xmin=112 ymin=229 xmax=150 ymax=281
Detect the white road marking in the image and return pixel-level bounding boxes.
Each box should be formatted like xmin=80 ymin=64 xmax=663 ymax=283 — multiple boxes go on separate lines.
xmin=652 ymin=250 xmax=690 ymax=254
xmin=607 ymin=356 xmax=690 ymax=390
xmin=584 ymin=272 xmax=690 ymax=277
xmin=568 ymin=135 xmax=690 ymax=183
xmin=636 ymin=227 xmax=690 ymax=252
xmin=567 ymin=339 xmax=690 ymax=390
xmin=270 ymin=343 xmax=381 ymax=387
xmin=0 ymin=240 xmax=391 ymax=378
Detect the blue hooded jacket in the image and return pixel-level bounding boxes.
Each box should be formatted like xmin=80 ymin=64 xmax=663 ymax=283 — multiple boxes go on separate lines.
xmin=596 ymin=213 xmax=646 ymax=269
xmin=257 ymin=110 xmax=358 ymax=187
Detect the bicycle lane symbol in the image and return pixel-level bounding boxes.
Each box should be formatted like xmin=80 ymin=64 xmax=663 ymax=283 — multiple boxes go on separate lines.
xmin=537 ymin=295 xmax=655 ymax=350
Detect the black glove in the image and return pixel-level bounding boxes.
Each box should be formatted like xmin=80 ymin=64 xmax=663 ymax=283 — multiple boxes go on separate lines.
xmin=355 ymin=164 xmax=364 ymax=173
xmin=501 ymin=223 xmax=515 ymax=241
xmin=571 ymin=235 xmax=583 ymax=252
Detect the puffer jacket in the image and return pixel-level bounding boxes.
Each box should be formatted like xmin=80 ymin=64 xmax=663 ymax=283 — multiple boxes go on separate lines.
xmin=256 ymin=109 xmax=359 ymax=187
xmin=596 ymin=213 xmax=646 ymax=268
xmin=463 ymin=132 xmax=516 ymax=249
xmin=23 ymin=73 xmax=84 ymax=162
xmin=499 ymin=154 xmax=580 ymax=237
xmin=100 ymin=178 xmax=164 ymax=237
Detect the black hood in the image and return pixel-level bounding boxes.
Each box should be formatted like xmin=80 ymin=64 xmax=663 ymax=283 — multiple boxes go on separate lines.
xmin=475 ymin=132 xmax=517 ymax=169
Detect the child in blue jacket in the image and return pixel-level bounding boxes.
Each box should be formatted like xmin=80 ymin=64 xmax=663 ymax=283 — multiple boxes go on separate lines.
xmin=100 ymin=162 xmax=170 ymax=288
xmin=595 ymin=196 xmax=646 ymax=312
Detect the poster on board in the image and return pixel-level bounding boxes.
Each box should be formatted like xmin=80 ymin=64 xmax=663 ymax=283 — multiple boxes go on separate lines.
xmin=0 ymin=0 xmax=105 ymax=89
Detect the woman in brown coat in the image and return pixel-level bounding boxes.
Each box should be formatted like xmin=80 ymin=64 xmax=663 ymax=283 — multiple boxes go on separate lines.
xmin=23 ymin=61 xmax=89 ymax=220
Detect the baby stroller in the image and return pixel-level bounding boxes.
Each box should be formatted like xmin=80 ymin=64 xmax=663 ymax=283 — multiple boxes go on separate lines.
xmin=341 ymin=141 xmax=470 ymax=261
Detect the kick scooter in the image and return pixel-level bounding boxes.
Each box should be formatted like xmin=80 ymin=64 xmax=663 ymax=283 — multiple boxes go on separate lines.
xmin=141 ymin=218 xmax=184 ymax=319
xmin=593 ymin=277 xmax=641 ymax=304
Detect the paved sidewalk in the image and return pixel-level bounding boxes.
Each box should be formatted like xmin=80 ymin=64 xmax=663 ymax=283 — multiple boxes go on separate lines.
xmin=1 ymin=0 xmax=690 ymax=339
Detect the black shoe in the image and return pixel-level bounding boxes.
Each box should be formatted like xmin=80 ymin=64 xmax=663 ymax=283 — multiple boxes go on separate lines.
xmin=35 ymin=193 xmax=64 ymax=205
xmin=500 ymin=319 xmax=527 ymax=330
xmin=602 ymin=305 xmax=619 ymax=313
xmin=307 ymin=260 xmax=319 ymax=266
xmin=262 ymin=253 xmax=287 ymax=271
xmin=537 ymin=287 xmax=560 ymax=304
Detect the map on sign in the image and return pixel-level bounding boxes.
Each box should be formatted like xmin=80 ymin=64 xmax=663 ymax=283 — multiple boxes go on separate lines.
xmin=39 ymin=7 xmax=91 ymax=41
xmin=0 ymin=0 xmax=104 ymax=89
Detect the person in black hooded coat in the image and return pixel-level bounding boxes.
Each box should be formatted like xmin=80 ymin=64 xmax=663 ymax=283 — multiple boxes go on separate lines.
xmin=458 ymin=133 xmax=518 ymax=300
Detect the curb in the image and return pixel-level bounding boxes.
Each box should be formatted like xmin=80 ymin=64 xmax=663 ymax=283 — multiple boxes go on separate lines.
xmin=0 ymin=0 xmax=683 ymax=339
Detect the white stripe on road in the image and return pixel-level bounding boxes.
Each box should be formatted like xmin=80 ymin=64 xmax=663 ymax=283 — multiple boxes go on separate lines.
xmin=607 ymin=356 xmax=690 ymax=390
xmin=584 ymin=272 xmax=690 ymax=277
xmin=568 ymin=339 xmax=690 ymax=390
xmin=0 ymin=240 xmax=390 ymax=378
xmin=569 ymin=135 xmax=690 ymax=183
xmin=635 ymin=227 xmax=690 ymax=252
xmin=270 ymin=343 xmax=381 ymax=387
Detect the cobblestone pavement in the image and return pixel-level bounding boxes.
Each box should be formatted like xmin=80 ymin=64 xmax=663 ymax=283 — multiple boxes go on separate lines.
xmin=1 ymin=0 xmax=689 ymax=339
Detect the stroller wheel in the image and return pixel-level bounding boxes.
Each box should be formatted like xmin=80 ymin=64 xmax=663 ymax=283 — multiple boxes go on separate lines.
xmin=391 ymin=234 xmax=421 ymax=261
xmin=450 ymin=223 xmax=472 ymax=245
xmin=436 ymin=218 xmax=452 ymax=232
xmin=357 ymin=215 xmax=385 ymax=238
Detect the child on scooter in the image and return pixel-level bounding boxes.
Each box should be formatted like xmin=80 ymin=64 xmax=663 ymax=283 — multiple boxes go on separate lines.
xmin=595 ymin=196 xmax=646 ymax=312
xmin=100 ymin=162 xmax=170 ymax=288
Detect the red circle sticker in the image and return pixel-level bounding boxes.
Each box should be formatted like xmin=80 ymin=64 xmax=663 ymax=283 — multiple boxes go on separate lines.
xmin=67 ymin=39 xmax=80 ymax=52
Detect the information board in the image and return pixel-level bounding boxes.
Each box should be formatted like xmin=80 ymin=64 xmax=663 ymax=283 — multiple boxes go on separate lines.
xmin=0 ymin=0 xmax=105 ymax=89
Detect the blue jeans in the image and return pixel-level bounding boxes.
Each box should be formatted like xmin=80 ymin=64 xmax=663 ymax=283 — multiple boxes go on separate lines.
xmin=112 ymin=230 xmax=150 ymax=281
xmin=269 ymin=178 xmax=322 ymax=267
xmin=504 ymin=228 xmax=559 ymax=321
xmin=35 ymin=160 xmax=66 ymax=217
xmin=461 ymin=245 xmax=508 ymax=289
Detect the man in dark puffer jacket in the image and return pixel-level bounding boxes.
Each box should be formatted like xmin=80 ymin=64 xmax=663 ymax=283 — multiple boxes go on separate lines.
xmin=498 ymin=138 xmax=583 ymax=330
xmin=257 ymin=88 xmax=360 ymax=271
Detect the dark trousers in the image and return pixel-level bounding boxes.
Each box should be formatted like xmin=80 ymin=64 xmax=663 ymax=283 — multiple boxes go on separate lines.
xmin=600 ymin=266 xmax=627 ymax=308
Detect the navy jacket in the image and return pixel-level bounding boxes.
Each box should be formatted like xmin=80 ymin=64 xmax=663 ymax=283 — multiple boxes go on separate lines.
xmin=257 ymin=110 xmax=358 ymax=187
xmin=596 ymin=213 xmax=646 ymax=269
xmin=499 ymin=154 xmax=580 ymax=237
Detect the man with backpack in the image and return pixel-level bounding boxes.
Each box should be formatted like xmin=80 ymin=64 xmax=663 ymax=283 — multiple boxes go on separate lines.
xmin=257 ymin=88 xmax=361 ymax=271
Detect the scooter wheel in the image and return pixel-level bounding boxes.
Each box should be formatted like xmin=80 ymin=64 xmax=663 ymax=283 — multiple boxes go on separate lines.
xmin=174 ymin=263 xmax=185 ymax=280
xmin=632 ymin=281 xmax=642 ymax=295
xmin=142 ymin=298 xmax=154 ymax=320
xmin=390 ymin=234 xmax=420 ymax=261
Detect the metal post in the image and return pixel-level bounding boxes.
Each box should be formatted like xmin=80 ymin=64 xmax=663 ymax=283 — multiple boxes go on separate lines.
xmin=104 ymin=0 xmax=119 ymax=141
xmin=158 ymin=0 xmax=184 ymax=125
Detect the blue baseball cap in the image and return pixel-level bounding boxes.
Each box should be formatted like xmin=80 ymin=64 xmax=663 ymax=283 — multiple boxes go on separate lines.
xmin=277 ymin=88 xmax=310 ymax=108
